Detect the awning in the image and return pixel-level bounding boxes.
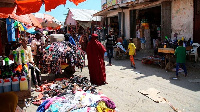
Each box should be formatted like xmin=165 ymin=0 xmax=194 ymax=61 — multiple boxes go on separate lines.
xmin=0 ymin=0 xmax=86 ymax=16
xmin=78 ymin=21 xmax=92 ymax=29
xmin=11 ymin=13 xmax=42 ymax=28
xmin=93 ymin=0 xmax=163 ymax=16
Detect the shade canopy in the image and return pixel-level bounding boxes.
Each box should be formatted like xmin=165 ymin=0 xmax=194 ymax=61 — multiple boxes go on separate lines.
xmin=0 ymin=0 xmax=86 ymax=16
xmin=5 ymin=13 xmax=42 ymax=28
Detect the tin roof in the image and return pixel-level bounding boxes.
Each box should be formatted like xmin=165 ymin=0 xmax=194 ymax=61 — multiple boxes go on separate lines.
xmin=68 ymin=8 xmax=101 ymax=21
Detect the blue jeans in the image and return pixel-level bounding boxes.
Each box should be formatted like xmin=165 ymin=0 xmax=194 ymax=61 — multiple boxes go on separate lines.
xmin=176 ymin=63 xmax=187 ymax=76
xmin=107 ymin=47 xmax=113 ymax=64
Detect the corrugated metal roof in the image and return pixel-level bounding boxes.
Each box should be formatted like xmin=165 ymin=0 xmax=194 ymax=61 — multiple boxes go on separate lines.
xmin=69 ymin=8 xmax=101 ymax=22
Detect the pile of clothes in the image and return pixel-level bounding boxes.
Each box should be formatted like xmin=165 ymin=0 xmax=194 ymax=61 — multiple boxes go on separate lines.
xmin=31 ymin=75 xmax=117 ymax=112
xmin=142 ymin=55 xmax=165 ymax=67
xmin=40 ymin=41 xmax=85 ymax=74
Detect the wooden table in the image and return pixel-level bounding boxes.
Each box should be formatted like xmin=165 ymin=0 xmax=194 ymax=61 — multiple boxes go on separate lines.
xmin=158 ymin=48 xmax=175 ymax=67
xmin=158 ymin=48 xmax=175 ymax=54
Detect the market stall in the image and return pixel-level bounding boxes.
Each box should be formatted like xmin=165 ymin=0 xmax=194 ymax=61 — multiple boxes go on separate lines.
xmin=38 ymin=40 xmax=85 ymax=76
xmin=33 ymin=75 xmax=118 ymax=112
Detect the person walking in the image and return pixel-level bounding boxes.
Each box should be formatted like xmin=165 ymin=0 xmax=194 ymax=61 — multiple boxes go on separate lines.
xmin=126 ymin=38 xmax=136 ymax=68
xmin=175 ymin=40 xmax=187 ymax=77
xmin=86 ymin=34 xmax=107 ymax=85
xmin=106 ymin=31 xmax=115 ymax=66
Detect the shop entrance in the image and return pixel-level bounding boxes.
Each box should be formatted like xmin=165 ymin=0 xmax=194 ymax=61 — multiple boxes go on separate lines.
xmin=138 ymin=6 xmax=161 ymax=47
xmin=109 ymin=16 xmax=119 ymax=36
xmin=194 ymin=0 xmax=200 ymax=43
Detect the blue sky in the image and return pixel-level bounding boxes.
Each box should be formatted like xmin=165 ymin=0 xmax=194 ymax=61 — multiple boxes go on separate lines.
xmin=38 ymin=0 xmax=101 ymax=22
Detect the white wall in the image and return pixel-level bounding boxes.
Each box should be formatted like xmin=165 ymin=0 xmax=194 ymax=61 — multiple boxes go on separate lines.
xmin=171 ymin=0 xmax=193 ymax=41
xmin=65 ymin=11 xmax=76 ymax=25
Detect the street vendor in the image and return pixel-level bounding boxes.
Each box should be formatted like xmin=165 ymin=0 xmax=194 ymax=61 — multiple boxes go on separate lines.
xmin=16 ymin=37 xmax=34 ymax=65
xmin=17 ymin=37 xmax=41 ymax=86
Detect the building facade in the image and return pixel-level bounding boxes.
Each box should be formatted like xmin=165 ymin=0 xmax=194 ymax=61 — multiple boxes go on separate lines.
xmin=95 ymin=0 xmax=200 ymax=48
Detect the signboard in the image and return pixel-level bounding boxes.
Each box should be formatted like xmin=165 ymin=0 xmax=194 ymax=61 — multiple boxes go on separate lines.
xmin=107 ymin=0 xmax=117 ymax=7
xmin=101 ymin=0 xmax=136 ymax=9
xmin=122 ymin=0 xmax=135 ymax=3
xmin=101 ymin=0 xmax=107 ymax=9
xmin=118 ymin=0 xmax=122 ymax=4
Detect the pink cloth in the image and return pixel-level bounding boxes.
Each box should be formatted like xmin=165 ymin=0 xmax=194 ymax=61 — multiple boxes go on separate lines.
xmin=45 ymin=97 xmax=65 ymax=109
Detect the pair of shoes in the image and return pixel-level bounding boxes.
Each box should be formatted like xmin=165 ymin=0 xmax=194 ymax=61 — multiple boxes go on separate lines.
xmin=133 ymin=66 xmax=136 ymax=69
xmin=109 ymin=63 xmax=112 ymax=66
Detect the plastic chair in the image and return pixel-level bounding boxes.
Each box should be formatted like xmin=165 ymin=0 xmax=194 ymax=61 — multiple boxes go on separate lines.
xmin=189 ymin=43 xmax=200 ymax=62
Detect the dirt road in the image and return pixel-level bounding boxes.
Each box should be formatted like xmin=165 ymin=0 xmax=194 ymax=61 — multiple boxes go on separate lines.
xmin=79 ymin=51 xmax=200 ymax=112
xmin=26 ymin=50 xmax=200 ymax=112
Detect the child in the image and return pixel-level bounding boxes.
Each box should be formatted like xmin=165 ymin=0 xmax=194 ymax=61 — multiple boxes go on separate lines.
xmin=126 ymin=38 xmax=136 ymax=68
xmin=175 ymin=40 xmax=187 ymax=77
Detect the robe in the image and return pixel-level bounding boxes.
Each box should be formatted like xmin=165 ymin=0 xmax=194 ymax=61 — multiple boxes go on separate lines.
xmin=86 ymin=37 xmax=106 ymax=85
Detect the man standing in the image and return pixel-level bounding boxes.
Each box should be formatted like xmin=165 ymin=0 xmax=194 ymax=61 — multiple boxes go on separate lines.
xmin=17 ymin=37 xmax=41 ymax=86
xmin=106 ymin=31 xmax=115 ymax=66
xmin=17 ymin=37 xmax=34 ymax=65
xmin=175 ymin=40 xmax=187 ymax=77
xmin=86 ymin=34 xmax=107 ymax=85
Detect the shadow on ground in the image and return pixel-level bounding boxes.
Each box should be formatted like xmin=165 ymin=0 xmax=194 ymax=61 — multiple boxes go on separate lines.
xmin=104 ymin=49 xmax=200 ymax=92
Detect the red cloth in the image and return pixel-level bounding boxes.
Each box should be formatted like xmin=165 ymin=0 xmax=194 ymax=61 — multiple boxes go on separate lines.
xmin=16 ymin=0 xmax=43 ymax=15
xmin=69 ymin=0 xmax=86 ymax=5
xmin=0 ymin=28 xmax=2 ymax=56
xmin=86 ymin=34 xmax=106 ymax=85
xmin=0 ymin=7 xmax=15 ymax=14
xmin=45 ymin=0 xmax=66 ymax=11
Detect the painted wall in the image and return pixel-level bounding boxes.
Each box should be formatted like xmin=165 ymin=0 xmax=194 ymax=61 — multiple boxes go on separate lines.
xmin=65 ymin=11 xmax=76 ymax=26
xmin=171 ymin=0 xmax=193 ymax=41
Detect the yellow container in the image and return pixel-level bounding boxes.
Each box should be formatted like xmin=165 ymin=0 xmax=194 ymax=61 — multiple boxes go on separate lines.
xmin=20 ymin=76 xmax=28 ymax=90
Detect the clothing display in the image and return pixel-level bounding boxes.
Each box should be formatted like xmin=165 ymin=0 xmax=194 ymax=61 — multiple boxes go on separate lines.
xmin=33 ymin=75 xmax=117 ymax=112
xmin=40 ymin=41 xmax=85 ymax=74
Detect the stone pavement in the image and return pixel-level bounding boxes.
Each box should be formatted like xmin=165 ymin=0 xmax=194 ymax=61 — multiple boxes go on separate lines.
xmin=25 ymin=49 xmax=200 ymax=112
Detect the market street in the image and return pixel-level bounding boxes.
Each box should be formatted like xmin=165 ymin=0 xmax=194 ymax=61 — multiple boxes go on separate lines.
xmin=25 ymin=49 xmax=200 ymax=112
xmin=80 ymin=50 xmax=200 ymax=112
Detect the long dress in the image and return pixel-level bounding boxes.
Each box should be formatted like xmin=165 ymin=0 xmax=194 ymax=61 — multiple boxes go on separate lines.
xmin=86 ymin=37 xmax=106 ymax=85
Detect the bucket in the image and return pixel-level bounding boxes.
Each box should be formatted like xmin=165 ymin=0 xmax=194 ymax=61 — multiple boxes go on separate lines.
xmin=0 ymin=80 xmax=3 ymax=93
xmin=12 ymin=77 xmax=20 ymax=91
xmin=3 ymin=79 xmax=11 ymax=92
xmin=20 ymin=76 xmax=28 ymax=90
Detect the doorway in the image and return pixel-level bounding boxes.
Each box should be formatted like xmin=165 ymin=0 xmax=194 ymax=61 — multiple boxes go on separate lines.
xmin=194 ymin=0 xmax=200 ymax=43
